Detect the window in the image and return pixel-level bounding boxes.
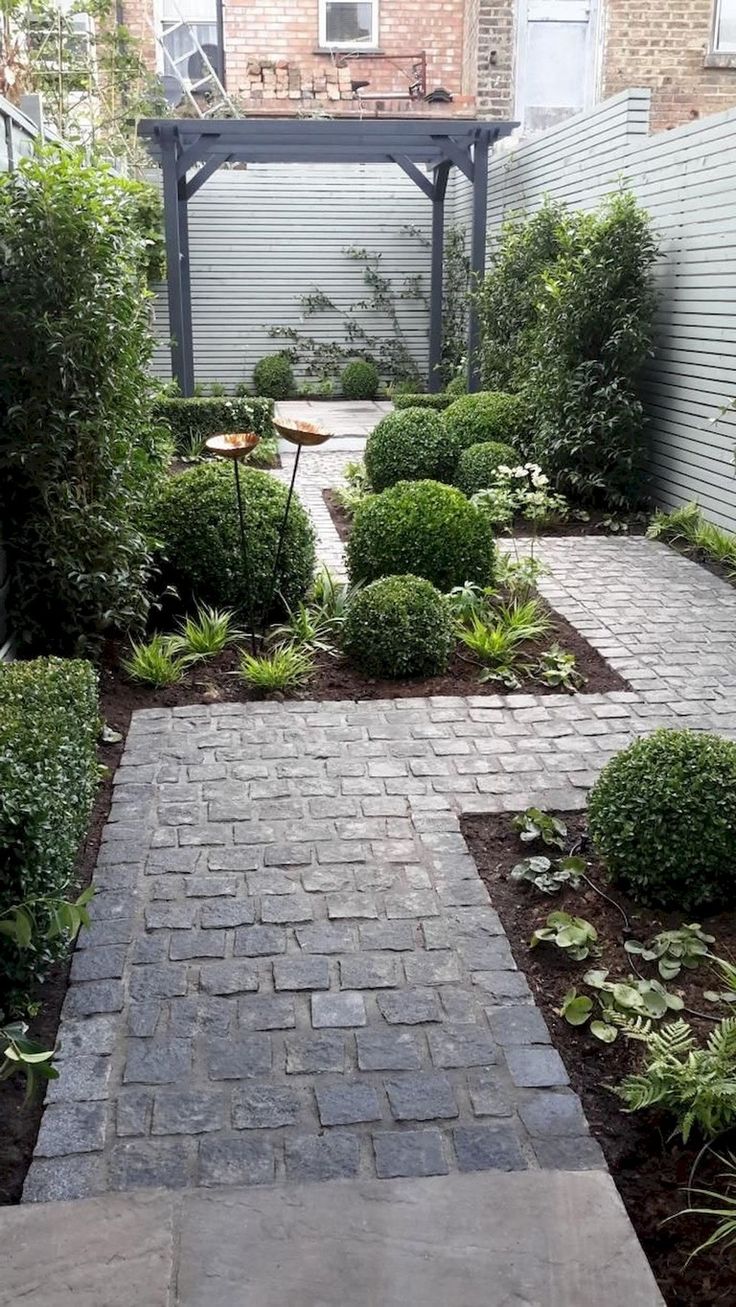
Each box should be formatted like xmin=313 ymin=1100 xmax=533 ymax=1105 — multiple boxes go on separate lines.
xmin=319 ymin=1 xmax=378 ymax=48
xmin=159 ymin=0 xmax=223 ymax=86
xmin=713 ymin=0 xmax=736 ymax=51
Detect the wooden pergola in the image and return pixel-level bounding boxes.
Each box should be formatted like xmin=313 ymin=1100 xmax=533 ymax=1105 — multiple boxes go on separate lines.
xmin=137 ymin=116 xmax=516 ymax=396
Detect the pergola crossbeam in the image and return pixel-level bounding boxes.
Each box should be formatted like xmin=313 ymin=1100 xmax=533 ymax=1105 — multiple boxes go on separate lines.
xmin=138 ymin=115 xmax=517 ymax=396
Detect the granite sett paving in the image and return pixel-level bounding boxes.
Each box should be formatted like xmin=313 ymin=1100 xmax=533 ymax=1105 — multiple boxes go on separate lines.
xmin=23 ymin=457 xmax=736 ymax=1206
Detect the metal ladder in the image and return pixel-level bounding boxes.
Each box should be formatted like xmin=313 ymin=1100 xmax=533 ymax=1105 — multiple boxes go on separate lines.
xmin=148 ymin=0 xmax=239 ymax=118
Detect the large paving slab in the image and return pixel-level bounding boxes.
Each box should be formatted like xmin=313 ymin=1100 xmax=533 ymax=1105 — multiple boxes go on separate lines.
xmin=1 ymin=1172 xmax=664 ymax=1305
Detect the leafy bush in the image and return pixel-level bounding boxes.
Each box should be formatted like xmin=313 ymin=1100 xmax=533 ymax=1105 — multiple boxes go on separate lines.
xmin=455 ymin=441 xmax=519 ymax=497
xmin=153 ymin=396 xmax=274 ymax=458
xmin=343 ymin=575 xmax=453 ymax=678
xmin=393 ymin=393 xmax=454 ymax=412
xmin=152 ymin=462 xmax=315 ymax=622
xmin=444 ymin=392 xmax=528 ymax=455
xmin=478 ymin=194 xmax=658 ymax=507
xmin=253 ymin=353 xmax=294 ymax=399
xmin=472 ymin=462 xmax=569 ymax=530
xmin=444 ymin=374 xmax=467 ymax=397
xmin=0 ymin=151 xmax=165 ymax=654
xmin=0 ymin=658 xmax=99 ymax=1013
xmin=346 ymin=480 xmax=495 ymax=593
xmin=341 ymin=360 xmax=379 ymax=400
xmin=588 ymin=729 xmax=736 ymax=912
xmin=614 ymin=1018 xmax=736 ymax=1143
xmin=365 ymin=408 xmax=455 ymax=492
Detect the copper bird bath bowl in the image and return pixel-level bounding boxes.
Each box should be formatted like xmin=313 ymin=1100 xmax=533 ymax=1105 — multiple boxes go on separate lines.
xmin=205 ymin=431 xmax=262 ymax=651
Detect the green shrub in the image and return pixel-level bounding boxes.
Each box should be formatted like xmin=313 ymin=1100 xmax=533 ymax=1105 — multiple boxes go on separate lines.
xmin=152 ymin=462 xmax=315 ymax=621
xmin=365 ymin=408 xmax=455 ymax=492
xmin=341 ymin=360 xmax=380 ymax=400
xmin=455 ymin=441 xmax=519 ymax=497
xmin=0 ymin=151 xmax=164 ymax=654
xmin=343 ymin=575 xmax=453 ymax=678
xmin=588 ymin=729 xmax=736 ymax=912
xmin=445 ymin=374 xmax=467 ymax=397
xmin=478 ymin=194 xmax=658 ymax=507
xmin=347 ymin=480 xmax=495 ymax=592
xmin=393 ymin=393 xmax=453 ymax=412
xmin=153 ymin=396 xmax=274 ymax=458
xmin=253 ymin=353 xmax=294 ymax=399
xmin=444 ymin=392 xmax=528 ymax=455
xmin=0 ymin=658 xmax=99 ymax=1013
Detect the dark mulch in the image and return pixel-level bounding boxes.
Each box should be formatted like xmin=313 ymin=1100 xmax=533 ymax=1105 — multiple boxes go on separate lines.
xmin=0 ymin=732 xmax=120 ymax=1205
xmin=322 ymin=488 xmax=647 ymax=541
xmin=462 ymin=809 xmax=736 ymax=1307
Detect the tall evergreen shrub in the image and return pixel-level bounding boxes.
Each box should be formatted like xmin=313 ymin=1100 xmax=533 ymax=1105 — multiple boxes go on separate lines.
xmin=478 ymin=193 xmax=658 ymax=508
xmin=0 ymin=150 xmax=165 ymax=652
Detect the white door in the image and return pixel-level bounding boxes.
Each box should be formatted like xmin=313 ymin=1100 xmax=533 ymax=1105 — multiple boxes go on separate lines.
xmin=515 ymin=0 xmax=600 ymax=133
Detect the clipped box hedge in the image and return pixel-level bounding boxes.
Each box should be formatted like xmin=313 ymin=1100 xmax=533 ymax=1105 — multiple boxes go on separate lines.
xmin=393 ymin=393 xmax=454 ymax=412
xmin=153 ymin=396 xmax=274 ymax=456
xmin=0 ymin=657 xmax=100 ymax=1012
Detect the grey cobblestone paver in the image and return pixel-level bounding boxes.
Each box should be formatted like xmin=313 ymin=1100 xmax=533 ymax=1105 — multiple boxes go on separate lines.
xmin=24 ymin=517 xmax=736 ymax=1199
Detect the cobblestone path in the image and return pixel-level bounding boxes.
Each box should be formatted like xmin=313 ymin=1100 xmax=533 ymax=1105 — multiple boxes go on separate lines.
xmin=24 ymin=474 xmax=736 ymax=1200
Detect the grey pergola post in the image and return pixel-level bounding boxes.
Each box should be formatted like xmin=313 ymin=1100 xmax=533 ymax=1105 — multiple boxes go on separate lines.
xmin=467 ymin=130 xmax=490 ymax=392
xmin=161 ymin=126 xmax=194 ymax=396
xmin=428 ymin=161 xmax=451 ymax=392
xmin=142 ymin=118 xmax=514 ymax=399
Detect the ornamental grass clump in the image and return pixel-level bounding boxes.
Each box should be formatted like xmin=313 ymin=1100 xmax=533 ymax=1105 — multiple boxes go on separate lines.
xmin=588 ymin=728 xmax=736 ymax=912
xmin=365 ymin=408 xmax=455 ymax=491
xmin=346 ymin=479 xmax=495 ymax=593
xmin=343 ymin=575 xmax=453 ymax=678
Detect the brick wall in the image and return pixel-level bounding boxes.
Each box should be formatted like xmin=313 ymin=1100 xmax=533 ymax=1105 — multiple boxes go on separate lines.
xmin=122 ymin=0 xmax=476 ymax=115
xmin=474 ymin=0 xmax=515 ymax=119
xmin=601 ymin=0 xmax=736 ymax=132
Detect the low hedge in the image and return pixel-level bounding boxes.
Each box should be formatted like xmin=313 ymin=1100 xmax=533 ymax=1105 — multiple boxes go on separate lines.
xmin=152 ymin=461 xmax=315 ymax=620
xmin=455 ymin=440 xmax=519 ymax=497
xmin=343 ymin=575 xmax=453 ymax=678
xmin=393 ymin=393 xmax=454 ymax=412
xmin=0 ymin=657 xmax=99 ymax=1014
xmin=153 ymin=396 xmax=274 ymax=458
xmin=365 ymin=408 xmax=454 ymax=491
xmin=346 ymin=479 xmax=495 ymax=592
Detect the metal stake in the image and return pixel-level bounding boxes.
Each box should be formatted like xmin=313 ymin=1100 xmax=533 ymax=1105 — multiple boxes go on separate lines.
xmin=233 ymin=457 xmax=258 ymax=654
xmin=261 ymin=441 xmax=303 ymax=637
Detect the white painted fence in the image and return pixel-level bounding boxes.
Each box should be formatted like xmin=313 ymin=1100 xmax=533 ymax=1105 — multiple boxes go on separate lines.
xmin=150 ymin=163 xmax=433 ymax=391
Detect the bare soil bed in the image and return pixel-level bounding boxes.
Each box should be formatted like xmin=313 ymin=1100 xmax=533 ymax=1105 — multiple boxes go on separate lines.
xmin=462 ymin=808 xmax=736 ymax=1307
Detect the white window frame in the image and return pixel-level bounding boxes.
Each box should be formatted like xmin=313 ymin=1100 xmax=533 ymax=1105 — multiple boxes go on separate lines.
xmin=318 ymin=0 xmax=379 ymax=50
xmin=712 ymin=0 xmax=736 ymax=52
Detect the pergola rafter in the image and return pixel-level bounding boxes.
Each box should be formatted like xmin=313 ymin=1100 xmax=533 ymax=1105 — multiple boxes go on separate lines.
xmin=137 ymin=116 xmax=516 ymax=397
